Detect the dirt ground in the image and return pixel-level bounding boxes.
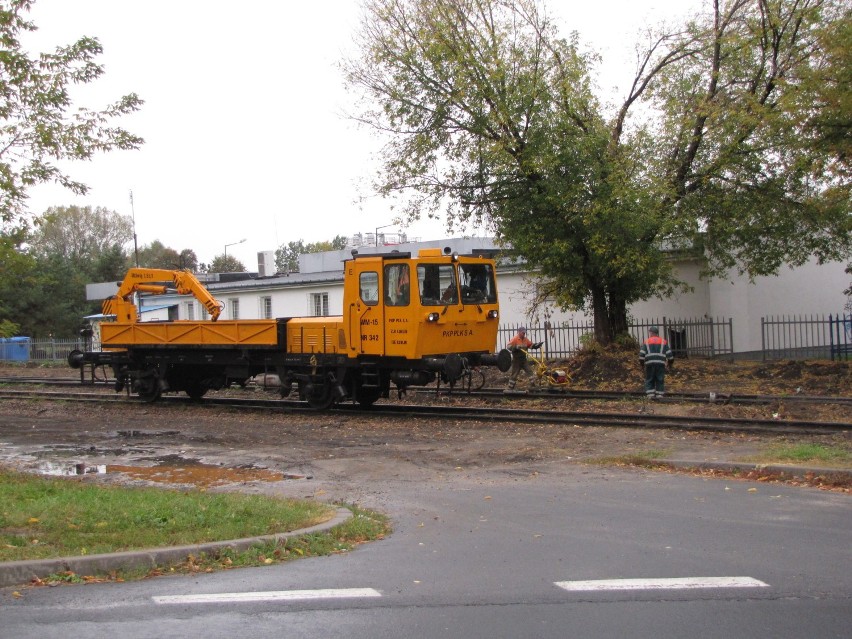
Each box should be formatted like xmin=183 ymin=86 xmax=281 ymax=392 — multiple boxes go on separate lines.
xmin=0 ymin=353 xmax=850 ymax=499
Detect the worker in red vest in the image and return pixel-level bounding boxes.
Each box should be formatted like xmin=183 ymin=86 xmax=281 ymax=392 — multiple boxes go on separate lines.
xmin=505 ymin=326 xmax=540 ymax=392
xmin=639 ymin=326 xmax=674 ymax=398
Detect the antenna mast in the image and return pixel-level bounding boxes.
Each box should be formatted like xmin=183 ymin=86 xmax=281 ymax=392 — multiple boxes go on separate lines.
xmin=129 ymin=190 xmax=139 ymax=267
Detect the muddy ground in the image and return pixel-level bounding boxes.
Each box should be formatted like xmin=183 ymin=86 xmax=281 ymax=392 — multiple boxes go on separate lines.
xmin=0 ymin=353 xmax=850 ymax=502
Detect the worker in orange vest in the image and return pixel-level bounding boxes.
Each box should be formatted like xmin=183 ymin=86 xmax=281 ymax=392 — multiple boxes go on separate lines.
xmin=505 ymin=326 xmax=541 ymax=392
xmin=639 ymin=326 xmax=674 ymax=398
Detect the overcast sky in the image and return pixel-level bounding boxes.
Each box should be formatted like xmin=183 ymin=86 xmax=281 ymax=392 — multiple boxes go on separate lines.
xmin=23 ymin=0 xmax=701 ymax=269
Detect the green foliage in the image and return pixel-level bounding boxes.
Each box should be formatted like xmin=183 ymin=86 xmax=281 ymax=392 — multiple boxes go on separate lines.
xmin=764 ymin=443 xmax=851 ymax=464
xmin=275 ymin=235 xmax=348 ymax=273
xmin=135 ymin=240 xmax=198 ymax=271
xmin=0 ymin=468 xmax=391 ymax=583
xmin=29 ymin=205 xmax=131 ymax=271
xmin=0 ymin=318 xmax=20 ymax=337
xmin=0 ymin=231 xmax=88 ymax=337
xmin=0 ymin=0 xmax=143 ymax=230
xmin=614 ymin=331 xmax=639 ymax=350
xmin=649 ymin=0 xmax=852 ymax=281
xmin=2 ymin=206 xmax=138 ymax=336
xmin=793 ymin=6 xmax=851 ymax=180
xmin=345 ymin=0 xmax=851 ymax=343
xmin=0 ymin=467 xmax=335 ymax=562
xmin=577 ymin=332 xmax=598 ymax=350
xmin=207 ymin=254 xmax=247 ymax=273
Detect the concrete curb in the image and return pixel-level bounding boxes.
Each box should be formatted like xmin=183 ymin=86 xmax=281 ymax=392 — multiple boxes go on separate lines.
xmin=660 ymin=459 xmax=852 ymax=479
xmin=0 ymin=506 xmax=352 ymax=589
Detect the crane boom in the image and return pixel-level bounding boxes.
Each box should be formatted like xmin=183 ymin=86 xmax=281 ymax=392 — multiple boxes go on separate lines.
xmin=103 ymin=268 xmax=223 ymax=322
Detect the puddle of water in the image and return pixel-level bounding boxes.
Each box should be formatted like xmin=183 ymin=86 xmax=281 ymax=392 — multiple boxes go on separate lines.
xmin=108 ymin=464 xmax=297 ymax=488
xmin=35 ymin=461 xmax=302 ymax=488
xmin=38 ymin=461 xmax=107 ymax=476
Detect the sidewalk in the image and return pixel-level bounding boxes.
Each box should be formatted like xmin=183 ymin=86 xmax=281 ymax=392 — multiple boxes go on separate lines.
xmin=661 ymin=458 xmax=852 ymax=481
xmin=0 ymin=507 xmax=351 ymax=589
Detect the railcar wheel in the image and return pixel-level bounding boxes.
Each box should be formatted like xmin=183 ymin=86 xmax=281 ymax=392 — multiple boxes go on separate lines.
xmin=303 ymin=381 xmax=335 ymax=409
xmin=356 ymin=389 xmax=381 ymax=407
xmin=136 ymin=374 xmax=161 ymax=403
xmin=184 ymin=381 xmax=207 ymax=400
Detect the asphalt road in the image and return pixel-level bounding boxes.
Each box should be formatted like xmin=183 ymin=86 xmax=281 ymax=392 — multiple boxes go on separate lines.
xmin=3 ymin=464 xmax=850 ymax=638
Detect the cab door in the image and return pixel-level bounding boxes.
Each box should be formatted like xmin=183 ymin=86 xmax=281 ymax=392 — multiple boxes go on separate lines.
xmin=383 ymin=261 xmax=414 ymax=358
xmin=345 ymin=258 xmax=384 ymax=356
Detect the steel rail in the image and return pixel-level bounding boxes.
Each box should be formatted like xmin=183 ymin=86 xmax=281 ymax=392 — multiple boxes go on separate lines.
xmin=1 ymin=388 xmax=848 ymax=435
xmin=420 ymin=386 xmax=852 ymax=406
xmin=2 ymin=376 xmax=851 ymax=408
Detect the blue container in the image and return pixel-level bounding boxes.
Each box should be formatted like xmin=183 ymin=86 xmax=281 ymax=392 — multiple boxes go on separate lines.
xmin=0 ymin=336 xmax=30 ymax=361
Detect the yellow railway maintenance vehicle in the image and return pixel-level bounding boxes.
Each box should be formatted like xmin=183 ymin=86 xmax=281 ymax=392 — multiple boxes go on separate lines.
xmin=69 ymin=248 xmax=511 ymax=408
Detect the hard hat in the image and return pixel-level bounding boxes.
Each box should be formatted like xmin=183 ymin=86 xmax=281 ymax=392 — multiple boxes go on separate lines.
xmin=649 ymin=326 xmax=659 ymax=334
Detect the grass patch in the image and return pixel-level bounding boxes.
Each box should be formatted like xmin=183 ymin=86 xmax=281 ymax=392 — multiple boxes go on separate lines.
xmin=131 ymin=507 xmax=391 ymax=581
xmin=0 ymin=468 xmax=386 ymax=566
xmin=750 ymin=443 xmax=852 ymax=467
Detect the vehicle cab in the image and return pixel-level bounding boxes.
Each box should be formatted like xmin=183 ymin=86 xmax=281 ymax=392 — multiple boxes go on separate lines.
xmin=343 ymin=248 xmax=500 ymax=361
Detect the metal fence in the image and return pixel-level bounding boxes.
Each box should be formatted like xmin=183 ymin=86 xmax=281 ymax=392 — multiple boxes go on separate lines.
xmin=497 ymin=317 xmax=734 ymax=359
xmin=760 ymin=314 xmax=852 ymax=361
xmin=829 ymin=313 xmax=852 ymax=361
xmin=2 ymin=314 xmax=849 ymax=363
xmin=0 ymin=337 xmax=83 ymax=364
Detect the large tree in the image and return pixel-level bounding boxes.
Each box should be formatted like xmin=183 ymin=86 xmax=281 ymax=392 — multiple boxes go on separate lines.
xmin=135 ymin=240 xmax=199 ymax=271
xmin=29 ymin=205 xmax=132 ymax=270
xmin=0 ymin=0 xmax=143 ymax=230
xmin=0 ymin=230 xmax=92 ymax=337
xmin=4 ymin=206 xmax=133 ymax=335
xmin=345 ymin=0 xmax=851 ymax=343
xmin=206 ymin=254 xmax=247 ymax=274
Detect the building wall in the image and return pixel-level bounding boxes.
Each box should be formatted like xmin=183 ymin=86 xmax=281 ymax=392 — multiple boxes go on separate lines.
xmin=497 ymin=257 xmax=713 ymax=327
xmin=131 ymin=240 xmax=848 ymax=354
xmin=216 ymin=284 xmax=346 ymax=320
xmin=708 ymin=257 xmax=849 ymax=353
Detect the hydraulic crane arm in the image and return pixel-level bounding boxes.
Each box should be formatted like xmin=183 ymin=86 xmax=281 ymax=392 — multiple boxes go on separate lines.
xmin=103 ymin=268 xmax=223 ymax=322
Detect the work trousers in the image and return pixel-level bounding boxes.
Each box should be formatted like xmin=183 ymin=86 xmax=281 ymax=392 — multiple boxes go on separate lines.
xmin=506 ymin=351 xmax=531 ymax=389
xmin=644 ymin=363 xmax=667 ymax=397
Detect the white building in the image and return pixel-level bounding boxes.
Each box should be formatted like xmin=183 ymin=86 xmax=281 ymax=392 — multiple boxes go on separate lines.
xmin=113 ymin=237 xmax=848 ymax=355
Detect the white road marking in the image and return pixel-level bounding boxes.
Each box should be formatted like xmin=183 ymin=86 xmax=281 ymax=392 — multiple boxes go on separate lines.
xmin=555 ymin=577 xmax=769 ymax=591
xmin=153 ymin=588 xmax=382 ymax=605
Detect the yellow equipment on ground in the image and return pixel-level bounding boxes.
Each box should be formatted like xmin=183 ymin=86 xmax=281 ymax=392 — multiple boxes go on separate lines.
xmin=71 ymin=250 xmax=511 ymax=407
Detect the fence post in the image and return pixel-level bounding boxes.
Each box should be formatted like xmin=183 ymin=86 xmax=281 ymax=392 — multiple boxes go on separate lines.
xmin=727 ymin=318 xmax=732 ymax=359
xmin=544 ymin=320 xmax=551 ymax=357
xmin=830 ymin=314 xmax=836 ymax=361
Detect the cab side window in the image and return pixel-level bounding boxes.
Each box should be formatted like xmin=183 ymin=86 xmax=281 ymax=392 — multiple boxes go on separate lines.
xmin=385 ymin=263 xmax=410 ymax=306
xmin=459 ymin=263 xmax=497 ymax=303
xmin=418 ymin=264 xmax=457 ymax=306
xmin=359 ymin=271 xmax=379 ymax=305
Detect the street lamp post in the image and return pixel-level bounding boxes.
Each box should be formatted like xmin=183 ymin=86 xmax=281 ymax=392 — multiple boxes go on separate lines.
xmin=224 ymin=238 xmax=246 ymax=258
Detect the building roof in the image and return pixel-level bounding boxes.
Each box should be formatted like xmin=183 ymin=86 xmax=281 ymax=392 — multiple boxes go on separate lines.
xmin=206 ymin=237 xmax=507 ymax=294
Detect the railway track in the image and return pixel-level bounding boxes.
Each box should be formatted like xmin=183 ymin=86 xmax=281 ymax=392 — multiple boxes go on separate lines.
xmin=1 ymin=386 xmax=849 ymax=435
xmin=3 ymin=376 xmax=852 ymax=408
xmin=424 ymin=385 xmax=852 ymax=407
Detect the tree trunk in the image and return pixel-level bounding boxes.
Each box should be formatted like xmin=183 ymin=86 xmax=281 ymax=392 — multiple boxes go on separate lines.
xmin=608 ymin=294 xmax=629 ymax=337
xmin=591 ymin=285 xmax=612 ymax=345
